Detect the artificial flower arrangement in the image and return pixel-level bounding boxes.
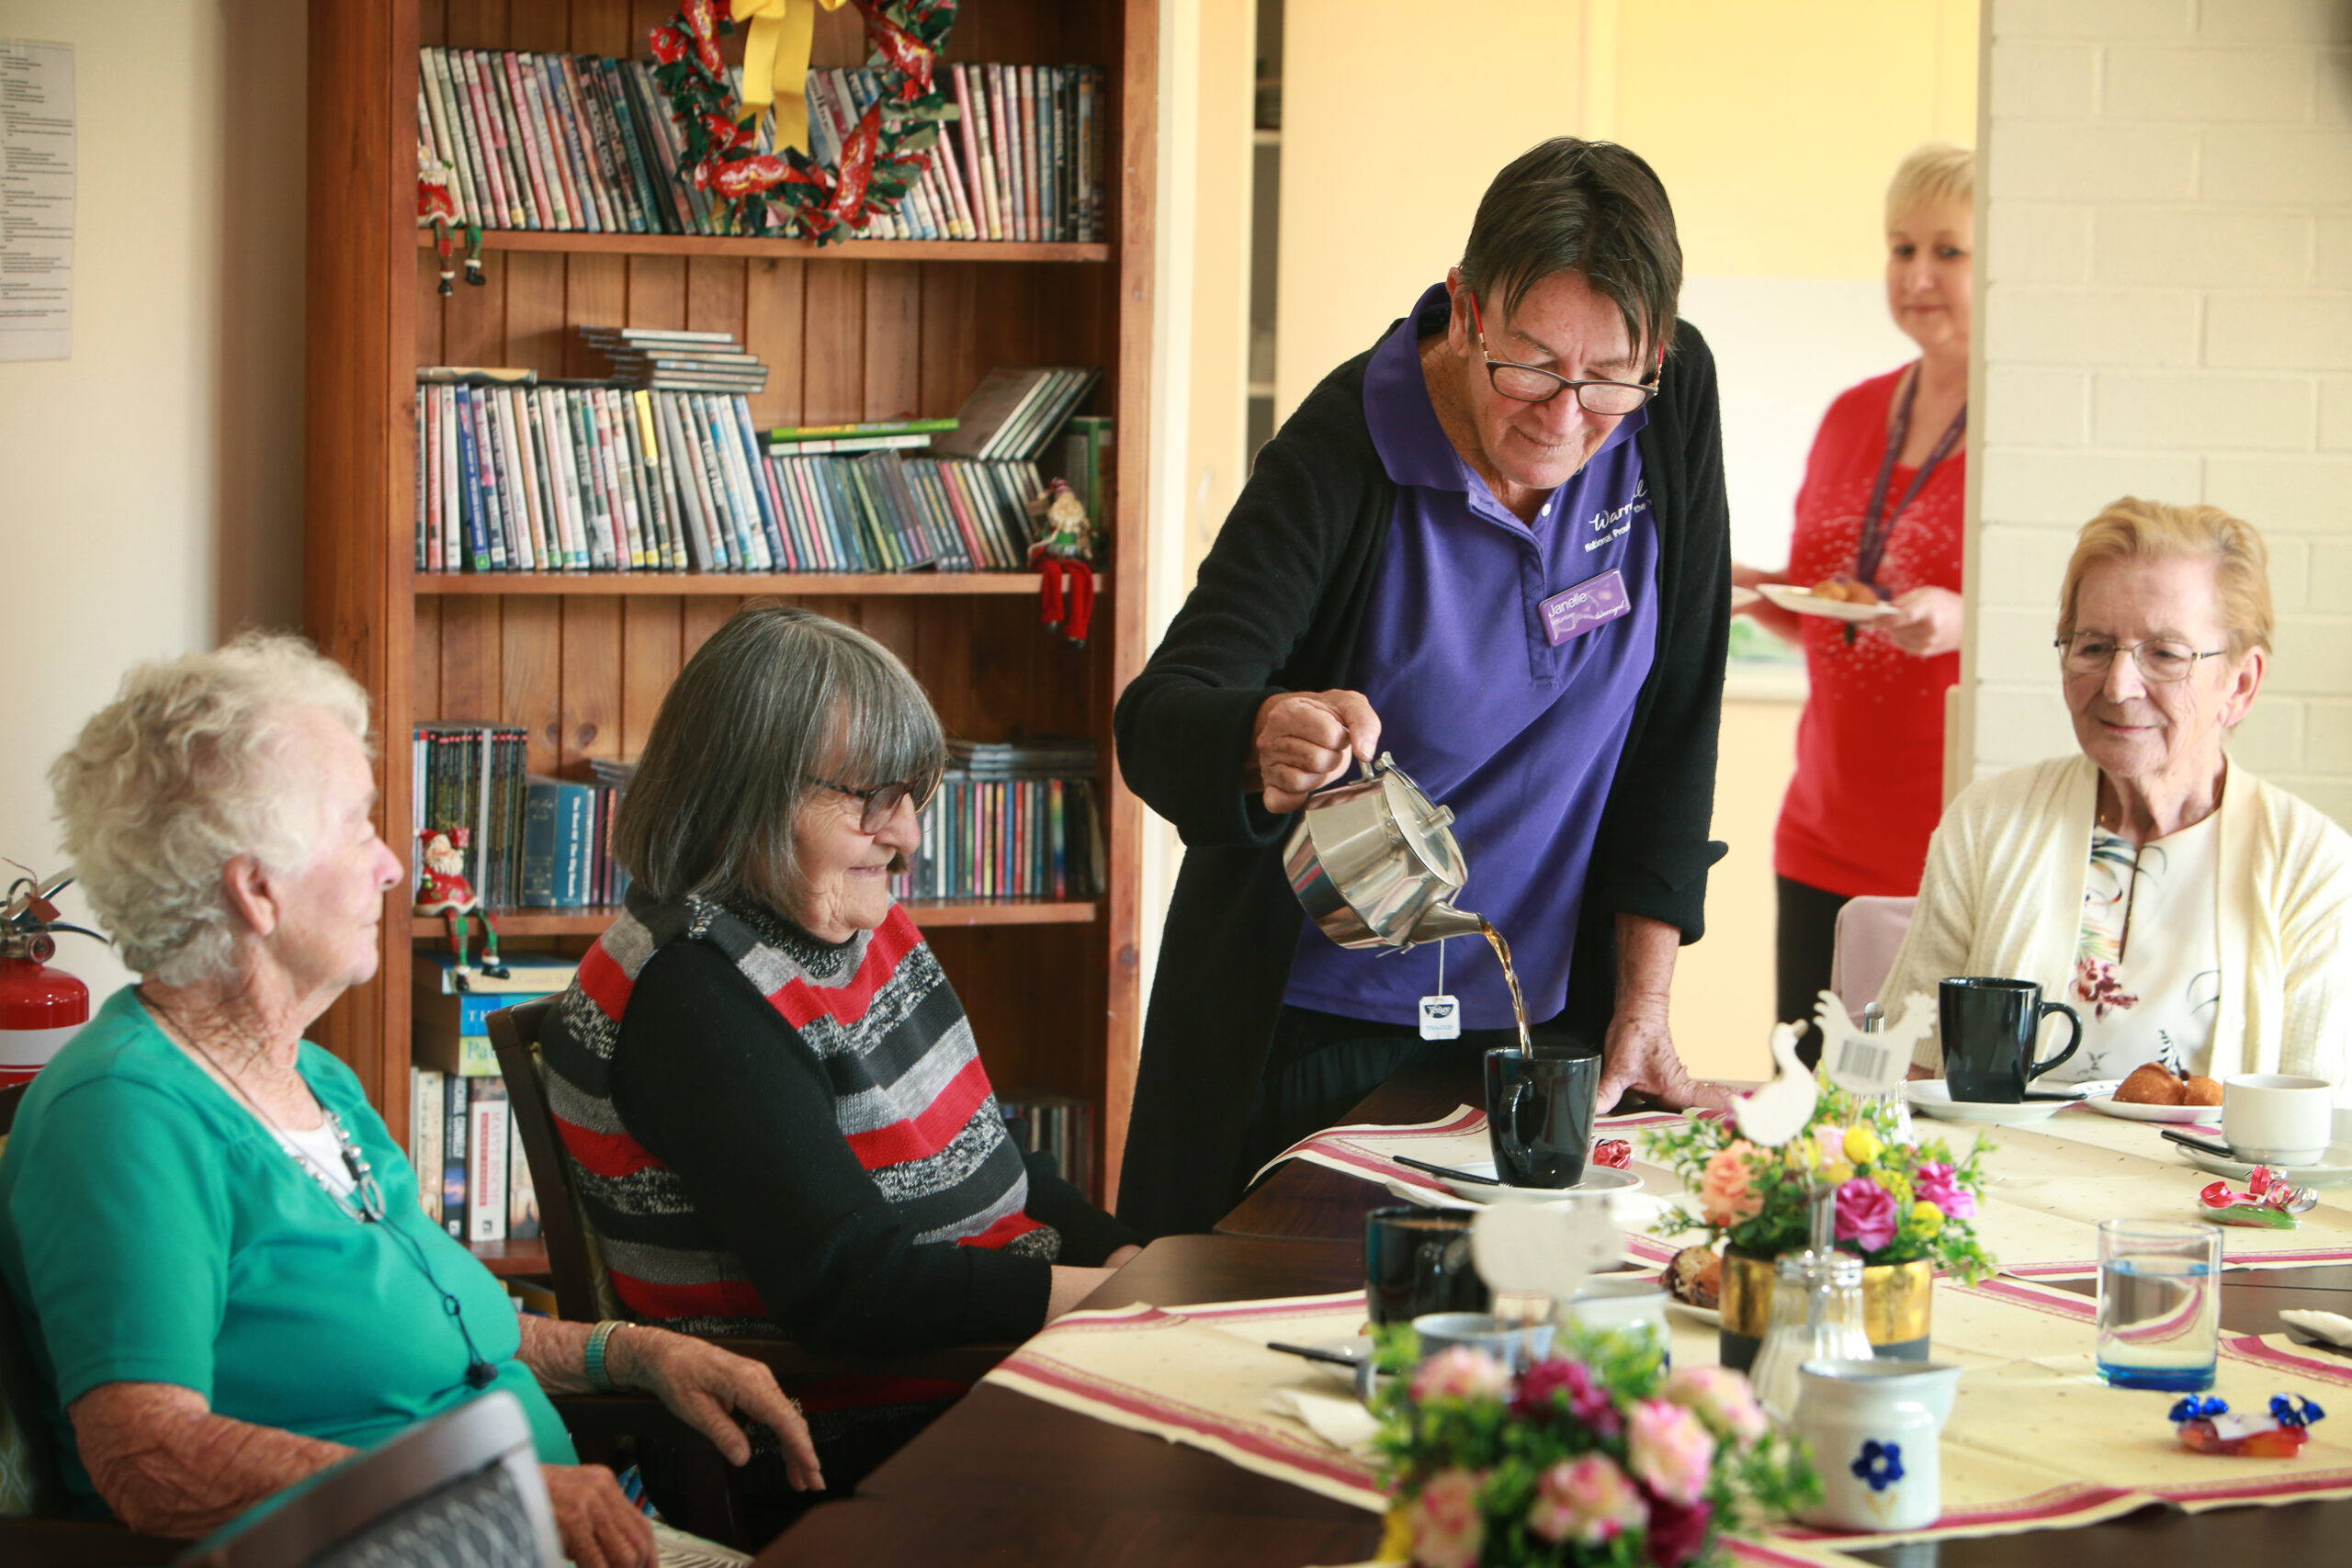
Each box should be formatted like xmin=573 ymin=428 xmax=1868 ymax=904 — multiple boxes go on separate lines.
xmin=1642 ymin=1082 xmax=1997 ymax=1280
xmin=1369 ymin=1325 xmax=1817 ymax=1568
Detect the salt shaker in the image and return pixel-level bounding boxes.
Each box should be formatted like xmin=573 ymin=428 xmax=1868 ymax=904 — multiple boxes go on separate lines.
xmin=1864 ymin=1000 xmax=1917 ymax=1145
xmin=1750 ymin=1193 xmax=1875 ymax=1424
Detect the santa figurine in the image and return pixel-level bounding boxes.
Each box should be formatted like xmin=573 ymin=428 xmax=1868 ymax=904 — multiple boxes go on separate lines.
xmin=416 ymin=142 xmax=485 ymax=295
xmin=1026 ymin=478 xmax=1097 ymax=647
xmin=415 ymin=828 xmax=508 ymax=990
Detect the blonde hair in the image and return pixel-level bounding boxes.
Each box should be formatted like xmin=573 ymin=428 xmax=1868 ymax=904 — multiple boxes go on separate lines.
xmin=1886 ymin=142 xmax=1973 ymax=231
xmin=2057 ymin=498 xmax=2275 ymax=658
xmin=50 ymin=632 xmax=373 ymax=985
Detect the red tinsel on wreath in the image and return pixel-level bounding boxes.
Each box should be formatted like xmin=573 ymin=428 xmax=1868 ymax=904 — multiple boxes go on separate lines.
xmin=648 ymin=0 xmax=957 ymax=243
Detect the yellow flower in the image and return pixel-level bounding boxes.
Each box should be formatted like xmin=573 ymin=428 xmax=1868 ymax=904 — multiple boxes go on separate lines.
xmin=1843 ymin=1125 xmax=1883 ymax=1167
xmin=1786 ymin=1135 xmax=1819 ymax=1168
xmin=1910 ymin=1199 xmax=1944 ymax=1237
xmin=1820 ymin=1161 xmax=1856 ymax=1186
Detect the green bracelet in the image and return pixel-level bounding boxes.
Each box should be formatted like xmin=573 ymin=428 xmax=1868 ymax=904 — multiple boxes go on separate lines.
xmin=583 ymin=1320 xmax=626 ymax=1392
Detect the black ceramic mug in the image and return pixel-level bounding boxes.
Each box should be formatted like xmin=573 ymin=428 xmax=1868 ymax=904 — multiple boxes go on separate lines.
xmin=1364 ymin=1205 xmax=1489 ymax=1326
xmin=1939 ymin=976 xmax=2083 ymax=1102
xmin=1484 ymin=1046 xmax=1601 ymax=1188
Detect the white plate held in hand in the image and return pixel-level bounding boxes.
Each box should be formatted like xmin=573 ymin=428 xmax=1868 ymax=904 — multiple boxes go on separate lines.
xmin=1756 ymin=582 xmax=1898 ymax=624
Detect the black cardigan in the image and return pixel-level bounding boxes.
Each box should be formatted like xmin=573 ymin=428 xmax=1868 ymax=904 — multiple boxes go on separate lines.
xmin=1114 ymin=314 xmax=1733 ymax=1235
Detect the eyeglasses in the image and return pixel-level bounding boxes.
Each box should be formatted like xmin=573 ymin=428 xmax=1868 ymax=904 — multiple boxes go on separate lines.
xmin=811 ymin=774 xmax=940 ymax=832
xmin=1467 ymin=292 xmax=1658 ymax=414
xmin=2055 ymin=633 xmax=2229 ymax=682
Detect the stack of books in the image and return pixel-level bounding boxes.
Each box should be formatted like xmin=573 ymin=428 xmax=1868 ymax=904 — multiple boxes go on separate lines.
xmin=934 ymin=368 xmax=1102 ymax=463
xmin=762 ymin=449 xmax=1047 ymax=572
xmin=410 ymin=954 xmax=575 ymax=1244
xmin=579 ymin=327 xmax=769 ymax=395
xmin=1000 ymin=1092 xmax=1098 ymax=1196
xmin=413 ymin=722 xmax=530 ymax=908
xmin=894 ymin=739 xmax=1104 ymax=902
xmin=520 ymin=774 xmax=630 ymax=909
xmin=416 ymin=48 xmax=1108 ymax=243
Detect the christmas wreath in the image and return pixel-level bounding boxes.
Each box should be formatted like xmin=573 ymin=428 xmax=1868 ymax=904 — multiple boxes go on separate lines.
xmin=649 ymin=0 xmax=957 ymax=243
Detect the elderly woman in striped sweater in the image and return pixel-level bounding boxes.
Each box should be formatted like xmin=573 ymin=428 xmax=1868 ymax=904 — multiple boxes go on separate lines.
xmin=540 ymin=605 xmax=1144 ymax=1491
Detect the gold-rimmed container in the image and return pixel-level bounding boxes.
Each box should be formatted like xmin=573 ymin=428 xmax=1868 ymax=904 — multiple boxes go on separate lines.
xmin=1718 ymin=1248 xmax=1933 ymax=1371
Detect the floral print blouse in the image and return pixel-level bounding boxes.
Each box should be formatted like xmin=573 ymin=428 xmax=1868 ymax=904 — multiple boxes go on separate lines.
xmin=2046 ymin=814 xmax=2222 ymax=1084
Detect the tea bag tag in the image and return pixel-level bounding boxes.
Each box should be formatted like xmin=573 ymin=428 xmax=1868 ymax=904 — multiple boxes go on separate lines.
xmin=1419 ymin=939 xmax=1460 ymax=1040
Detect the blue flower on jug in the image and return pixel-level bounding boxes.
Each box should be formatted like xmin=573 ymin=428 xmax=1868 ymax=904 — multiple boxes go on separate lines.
xmin=1851 ymin=1439 xmax=1905 ymax=1493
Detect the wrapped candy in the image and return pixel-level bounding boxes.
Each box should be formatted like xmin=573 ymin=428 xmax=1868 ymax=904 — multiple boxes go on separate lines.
xmin=2197 ymin=1167 xmax=2308 ymax=1229
xmin=2169 ymin=1393 xmax=2326 ymax=1458
xmin=1591 ymin=1139 xmax=1633 ymax=1170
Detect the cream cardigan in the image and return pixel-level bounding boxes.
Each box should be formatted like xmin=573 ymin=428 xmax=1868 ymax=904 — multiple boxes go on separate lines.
xmin=1879 ymin=753 xmax=2352 ymax=1100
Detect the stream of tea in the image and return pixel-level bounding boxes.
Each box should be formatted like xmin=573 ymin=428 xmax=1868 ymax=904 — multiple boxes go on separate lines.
xmin=1479 ymin=917 xmax=1532 ymax=1055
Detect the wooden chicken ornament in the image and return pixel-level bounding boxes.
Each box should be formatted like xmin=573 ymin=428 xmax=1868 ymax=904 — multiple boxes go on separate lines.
xmin=1812 ymin=990 xmax=1934 ymax=1098
xmin=1732 ymin=1022 xmax=1820 ymax=1147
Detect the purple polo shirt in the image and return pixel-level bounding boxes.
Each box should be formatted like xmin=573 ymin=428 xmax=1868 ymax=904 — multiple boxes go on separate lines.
xmin=1283 ymin=283 xmax=1660 ymax=1032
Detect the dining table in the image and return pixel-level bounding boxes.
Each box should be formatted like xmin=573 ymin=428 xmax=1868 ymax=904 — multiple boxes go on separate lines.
xmin=756 ymin=1058 xmax=2352 ymax=1566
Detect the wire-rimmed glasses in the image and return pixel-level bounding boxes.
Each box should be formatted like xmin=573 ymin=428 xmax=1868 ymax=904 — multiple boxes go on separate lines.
xmin=1466 ymin=293 xmax=1657 ymax=414
xmin=2055 ymin=633 xmax=2228 ymax=682
xmin=811 ymin=773 xmax=942 ymax=831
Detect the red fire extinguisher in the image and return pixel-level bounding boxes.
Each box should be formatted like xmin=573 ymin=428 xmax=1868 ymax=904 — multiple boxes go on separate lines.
xmin=2 ymin=870 xmax=103 ymax=1090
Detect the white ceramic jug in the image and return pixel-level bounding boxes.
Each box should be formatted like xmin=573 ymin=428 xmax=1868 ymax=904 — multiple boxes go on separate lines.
xmin=1793 ymin=1359 xmax=1963 ymax=1532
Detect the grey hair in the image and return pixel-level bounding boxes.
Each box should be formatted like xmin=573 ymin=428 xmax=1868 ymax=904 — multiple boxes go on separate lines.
xmin=614 ymin=605 xmax=946 ymax=912
xmin=50 ymin=632 xmax=374 ymax=986
xmin=1457 ymin=138 xmax=1683 ymax=366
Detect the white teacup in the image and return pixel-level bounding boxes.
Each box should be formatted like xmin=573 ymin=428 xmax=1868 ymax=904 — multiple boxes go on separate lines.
xmin=2222 ymin=1074 xmax=2334 ymax=1167
xmin=1412 ymin=1311 xmax=1555 ymax=1372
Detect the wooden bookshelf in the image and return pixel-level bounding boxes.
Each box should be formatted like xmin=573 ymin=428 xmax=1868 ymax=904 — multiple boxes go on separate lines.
xmin=306 ymin=0 xmax=1155 ymax=1201
xmin=413 ymin=898 xmax=1100 ymax=939
xmin=469 ymin=1238 xmax=553 ymax=1278
xmin=414 ymin=570 xmax=1069 ymax=596
xmin=419 ymin=229 xmax=1111 ymax=264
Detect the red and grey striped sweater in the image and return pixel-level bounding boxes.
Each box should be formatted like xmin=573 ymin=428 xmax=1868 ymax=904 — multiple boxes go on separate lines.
xmin=540 ymin=892 xmax=1057 ymax=1337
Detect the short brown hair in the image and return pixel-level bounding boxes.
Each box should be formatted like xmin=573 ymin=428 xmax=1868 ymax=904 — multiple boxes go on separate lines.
xmin=613 ymin=605 xmax=945 ymax=912
xmin=2058 ymin=497 xmax=2275 ymax=658
xmin=1457 ymin=138 xmax=1682 ymax=364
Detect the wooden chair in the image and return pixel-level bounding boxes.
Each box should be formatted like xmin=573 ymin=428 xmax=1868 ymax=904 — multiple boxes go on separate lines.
xmin=172 ymin=1390 xmax=560 ymax=1568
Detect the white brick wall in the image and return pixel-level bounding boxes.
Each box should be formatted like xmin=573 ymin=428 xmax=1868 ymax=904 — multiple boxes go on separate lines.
xmin=1970 ymin=0 xmax=2352 ymax=830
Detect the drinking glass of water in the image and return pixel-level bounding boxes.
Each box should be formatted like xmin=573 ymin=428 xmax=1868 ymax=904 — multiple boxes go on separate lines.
xmin=2097 ymin=1218 xmax=2221 ymax=1392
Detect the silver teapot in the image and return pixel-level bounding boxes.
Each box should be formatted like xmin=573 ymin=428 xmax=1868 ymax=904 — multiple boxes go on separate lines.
xmin=1283 ymin=752 xmax=1485 ymax=951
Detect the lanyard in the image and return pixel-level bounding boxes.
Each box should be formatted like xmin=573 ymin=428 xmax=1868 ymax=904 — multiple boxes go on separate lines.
xmin=1854 ymin=367 xmax=1966 ymax=587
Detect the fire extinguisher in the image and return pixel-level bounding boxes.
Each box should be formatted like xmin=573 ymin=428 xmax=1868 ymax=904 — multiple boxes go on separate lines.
xmin=2 ymin=869 xmax=105 ymax=1090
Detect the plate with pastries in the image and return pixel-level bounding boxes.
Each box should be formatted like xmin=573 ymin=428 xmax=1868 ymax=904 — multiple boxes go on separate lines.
xmin=1756 ymin=581 xmax=1900 ymax=624
xmin=1659 ymin=1244 xmax=1723 ymax=1328
xmin=2082 ymin=1063 xmax=2226 ymax=1124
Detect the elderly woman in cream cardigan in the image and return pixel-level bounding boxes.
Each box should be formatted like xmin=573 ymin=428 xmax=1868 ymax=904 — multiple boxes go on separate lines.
xmin=1883 ymin=498 xmax=2352 ymax=1095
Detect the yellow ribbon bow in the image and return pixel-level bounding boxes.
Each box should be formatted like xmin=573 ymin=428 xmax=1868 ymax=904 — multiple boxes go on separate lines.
xmin=733 ymin=0 xmax=846 ymax=155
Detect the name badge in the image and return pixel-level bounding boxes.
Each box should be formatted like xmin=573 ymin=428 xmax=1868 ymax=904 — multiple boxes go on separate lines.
xmin=1539 ymin=569 xmax=1632 ymax=647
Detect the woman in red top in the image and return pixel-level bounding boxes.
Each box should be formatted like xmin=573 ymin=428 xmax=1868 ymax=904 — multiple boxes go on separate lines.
xmin=1735 ymin=143 xmax=1973 ymax=1055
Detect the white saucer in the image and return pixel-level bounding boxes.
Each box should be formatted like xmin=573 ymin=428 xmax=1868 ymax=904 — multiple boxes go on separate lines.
xmin=1439 ymin=1161 xmax=1645 ymax=1204
xmin=1756 ymin=582 xmax=1898 ymax=623
xmin=1905 ymin=1080 xmax=2068 ymax=1126
xmin=2173 ymin=1142 xmax=2352 ymax=1188
xmin=2081 ymin=1094 xmax=2217 ymax=1125
xmin=1665 ymin=1297 xmax=1722 ymax=1329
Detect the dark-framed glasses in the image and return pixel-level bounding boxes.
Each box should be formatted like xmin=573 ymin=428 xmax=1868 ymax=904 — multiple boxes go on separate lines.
xmin=811 ymin=773 xmax=941 ymax=831
xmin=2055 ymin=633 xmax=2228 ymax=682
xmin=1466 ymin=291 xmax=1657 ymax=414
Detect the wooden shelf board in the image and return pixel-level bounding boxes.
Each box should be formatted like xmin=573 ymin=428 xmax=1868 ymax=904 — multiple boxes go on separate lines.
xmin=413 ymin=572 xmax=1055 ymax=597
xmin=469 ymin=1239 xmax=551 ymax=1277
xmin=412 ymin=899 xmax=1101 ymax=939
xmin=419 ymin=231 xmax=1110 ymax=264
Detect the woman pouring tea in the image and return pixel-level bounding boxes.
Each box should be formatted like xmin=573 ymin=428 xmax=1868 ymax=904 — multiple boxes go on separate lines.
xmin=1114 ymin=138 xmax=1736 ymax=1237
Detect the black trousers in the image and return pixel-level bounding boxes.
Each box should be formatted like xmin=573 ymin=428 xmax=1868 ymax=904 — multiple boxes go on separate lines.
xmin=1233 ymin=1003 xmax=1595 ymax=1197
xmin=1776 ymin=874 xmax=1853 ymax=1068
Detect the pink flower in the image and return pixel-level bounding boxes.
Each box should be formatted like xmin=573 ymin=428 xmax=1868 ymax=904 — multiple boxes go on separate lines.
xmin=1835 ymin=1176 xmax=1900 ymax=1254
xmin=1911 ymin=1160 xmax=1977 ymax=1220
xmin=1645 ymin=1495 xmax=1716 ymax=1568
xmin=1512 ymin=1357 xmax=1623 ymax=1437
xmin=1627 ymin=1398 xmax=1715 ymax=1506
xmin=1529 ymin=1453 xmax=1647 ymax=1546
xmin=1661 ymin=1364 xmax=1769 ymax=1450
xmin=1410 ymin=1469 xmax=1486 ymax=1568
xmin=1699 ymin=1141 xmax=1764 ymax=1227
xmin=1410 ymin=1346 xmax=1510 ymax=1405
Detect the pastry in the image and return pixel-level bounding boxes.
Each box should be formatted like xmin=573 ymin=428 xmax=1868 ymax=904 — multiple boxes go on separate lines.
xmin=2117 ymin=1063 xmax=2188 ymax=1105
xmin=1664 ymin=1244 xmax=1722 ymax=1311
xmin=2184 ymin=1075 xmax=2224 ymax=1107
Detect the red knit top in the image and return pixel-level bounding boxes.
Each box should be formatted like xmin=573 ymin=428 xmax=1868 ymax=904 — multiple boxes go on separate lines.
xmin=1772 ymin=366 xmax=1966 ymax=897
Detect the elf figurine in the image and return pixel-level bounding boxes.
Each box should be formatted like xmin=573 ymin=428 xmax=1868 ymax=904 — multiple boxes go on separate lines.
xmin=415 ymin=142 xmax=485 ymax=296
xmin=415 ymin=828 xmax=508 ymax=990
xmin=1027 ymin=478 xmax=1098 ymax=648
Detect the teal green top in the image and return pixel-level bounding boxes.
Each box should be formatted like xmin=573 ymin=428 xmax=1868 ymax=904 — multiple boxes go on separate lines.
xmin=0 ymin=986 xmax=575 ymax=1514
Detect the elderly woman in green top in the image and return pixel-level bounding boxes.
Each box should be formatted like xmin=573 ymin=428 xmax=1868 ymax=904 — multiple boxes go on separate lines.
xmin=0 ymin=634 xmax=820 ymax=1568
